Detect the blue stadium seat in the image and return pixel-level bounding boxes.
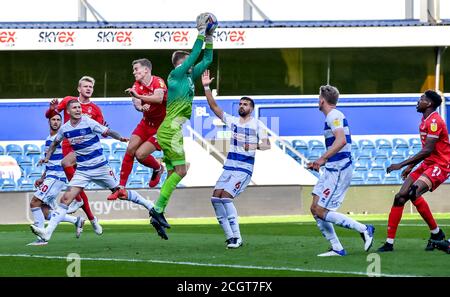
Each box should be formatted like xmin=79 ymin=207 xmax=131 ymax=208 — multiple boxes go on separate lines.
xmin=6 ymin=144 xmax=22 ymax=158
xmin=108 ymin=156 xmax=122 ymax=175
xmin=405 ymin=149 xmax=416 ymax=158
xmin=0 ymin=145 xmax=4 ymax=155
xmin=152 ymin=150 xmax=164 ymax=159
xmin=389 ymin=155 xmax=405 ymax=166
xmin=111 ymin=142 xmax=127 ymax=159
xmin=17 ymin=156 xmax=33 ymax=177
xmin=24 ymin=144 xmax=40 ymax=156
xmin=307 ymin=151 xmax=321 ymax=162
xmin=410 ymin=146 xmax=421 ymax=154
xmin=390 ymin=149 xmax=405 ymax=158
xmin=408 ymin=138 xmax=421 ymax=149
xmin=0 ymin=178 xmax=16 ymax=191
xmin=292 ymin=139 xmax=308 ymax=156
xmin=375 ymin=139 xmax=392 ymax=149
xmin=308 ymin=140 xmax=325 ymax=150
xmin=101 ymin=143 xmax=111 ymax=158
xmin=358 ymin=139 xmax=375 ymax=150
xmin=28 ymin=167 xmax=44 ymax=179
xmin=292 ymin=139 xmax=307 ymax=148
xmin=351 ymin=171 xmax=367 ymax=185
xmin=134 ymin=164 xmax=150 ymax=177
xmin=127 ymin=176 xmax=144 ymax=189
xmin=383 ymin=172 xmax=401 ymax=184
xmin=17 ymin=178 xmax=34 ymax=191
xmin=371 ymin=158 xmax=387 ymax=172
xmin=392 ymin=138 xmax=409 ymax=150
xmin=374 ymin=148 xmax=392 ymax=158
xmin=351 ymin=141 xmax=359 ymax=151
xmin=366 ymin=171 xmax=383 ymax=184
xmin=354 ymin=159 xmax=370 ymax=172
xmin=358 ymin=148 xmax=374 ymax=159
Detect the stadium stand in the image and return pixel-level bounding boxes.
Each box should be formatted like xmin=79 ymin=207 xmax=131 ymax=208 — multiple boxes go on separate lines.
xmin=284 ymin=136 xmax=424 ymax=185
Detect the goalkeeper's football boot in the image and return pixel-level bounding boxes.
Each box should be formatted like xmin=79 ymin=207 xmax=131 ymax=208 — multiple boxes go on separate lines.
xmin=150 ymin=218 xmax=168 ymax=240
xmin=150 ymin=208 xmax=171 ymax=229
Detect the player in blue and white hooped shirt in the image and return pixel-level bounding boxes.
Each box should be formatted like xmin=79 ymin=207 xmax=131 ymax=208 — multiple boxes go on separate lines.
xmin=28 ymin=111 xmax=85 ymax=246
xmin=202 ymin=70 xmax=271 ymax=249
xmin=30 ymin=99 xmax=128 ymax=242
xmin=308 ymin=85 xmax=375 ymax=256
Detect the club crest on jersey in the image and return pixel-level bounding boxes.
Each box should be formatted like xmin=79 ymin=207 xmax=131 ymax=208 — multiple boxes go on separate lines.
xmin=430 ymin=121 xmax=438 ymax=132
xmin=88 ymin=106 xmax=92 ymax=113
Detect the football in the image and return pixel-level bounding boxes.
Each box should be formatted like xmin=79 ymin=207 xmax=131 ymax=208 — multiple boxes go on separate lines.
xmin=205 ymin=13 xmax=218 ymax=35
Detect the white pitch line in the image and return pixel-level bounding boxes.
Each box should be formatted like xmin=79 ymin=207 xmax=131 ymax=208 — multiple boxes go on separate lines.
xmin=0 ymin=253 xmax=424 ymax=277
xmin=295 ymin=223 xmax=450 ymax=227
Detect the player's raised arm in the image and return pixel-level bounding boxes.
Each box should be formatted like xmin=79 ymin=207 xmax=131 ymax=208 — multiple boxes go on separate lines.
xmin=202 ymin=70 xmax=223 ymax=119
xmin=192 ymin=30 xmax=214 ymax=80
xmin=170 ymin=14 xmax=208 ymax=78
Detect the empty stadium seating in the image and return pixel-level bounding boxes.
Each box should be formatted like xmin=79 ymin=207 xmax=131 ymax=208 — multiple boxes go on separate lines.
xmin=0 ymin=141 xmax=166 ymax=191
xmin=0 ymin=136 xmax=446 ymax=190
xmin=285 ymin=137 xmax=434 ymax=185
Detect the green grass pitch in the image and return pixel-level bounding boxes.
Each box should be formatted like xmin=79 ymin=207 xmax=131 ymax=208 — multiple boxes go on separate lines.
xmin=0 ymin=214 xmax=449 ymax=277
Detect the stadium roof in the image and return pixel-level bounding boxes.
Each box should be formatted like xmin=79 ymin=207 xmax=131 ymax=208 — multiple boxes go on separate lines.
xmin=1 ymin=19 xmax=450 ymax=29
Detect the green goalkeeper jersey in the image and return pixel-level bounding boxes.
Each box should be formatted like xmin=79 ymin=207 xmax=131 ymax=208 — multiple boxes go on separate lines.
xmin=165 ymin=35 xmax=213 ymax=122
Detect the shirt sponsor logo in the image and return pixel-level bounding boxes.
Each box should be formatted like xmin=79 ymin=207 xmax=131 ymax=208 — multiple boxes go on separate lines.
xmin=38 ymin=31 xmax=75 ymax=46
xmin=97 ymin=31 xmax=132 ymax=46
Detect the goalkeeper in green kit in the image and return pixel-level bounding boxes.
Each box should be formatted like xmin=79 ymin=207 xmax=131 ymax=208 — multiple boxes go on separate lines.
xmin=149 ymin=13 xmax=216 ymax=235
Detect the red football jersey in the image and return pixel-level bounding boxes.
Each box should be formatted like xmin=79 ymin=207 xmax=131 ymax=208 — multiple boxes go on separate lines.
xmin=46 ymin=96 xmax=105 ymax=125
xmin=132 ymin=75 xmax=167 ymax=128
xmin=419 ymin=111 xmax=450 ymax=167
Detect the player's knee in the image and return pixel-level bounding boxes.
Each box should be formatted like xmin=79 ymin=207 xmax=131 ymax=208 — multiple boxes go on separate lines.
xmin=30 ymin=197 xmax=41 ymax=208
xmin=213 ymin=189 xmax=222 ymax=197
xmin=393 ymin=193 xmax=407 ymax=207
xmin=407 ymin=184 xmax=419 ymax=200
xmin=175 ymin=167 xmax=187 ymax=177
xmin=135 ymin=151 xmax=145 ymax=161
xmin=310 ymin=204 xmax=320 ymax=217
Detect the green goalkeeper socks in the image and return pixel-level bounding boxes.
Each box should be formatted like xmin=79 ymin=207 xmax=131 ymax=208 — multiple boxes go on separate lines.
xmin=154 ymin=172 xmax=183 ymax=213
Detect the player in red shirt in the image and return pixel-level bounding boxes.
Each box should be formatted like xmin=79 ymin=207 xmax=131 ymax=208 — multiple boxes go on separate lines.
xmin=378 ymin=90 xmax=448 ymax=252
xmin=107 ymin=58 xmax=167 ymax=201
xmin=45 ymin=76 xmax=104 ymax=235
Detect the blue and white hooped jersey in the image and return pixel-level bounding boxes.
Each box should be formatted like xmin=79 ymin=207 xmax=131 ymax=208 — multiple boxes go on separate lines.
xmin=324 ymin=109 xmax=352 ymax=169
xmin=55 ymin=115 xmax=109 ymax=171
xmin=44 ymin=134 xmax=66 ymax=181
xmin=222 ymin=113 xmax=268 ymax=176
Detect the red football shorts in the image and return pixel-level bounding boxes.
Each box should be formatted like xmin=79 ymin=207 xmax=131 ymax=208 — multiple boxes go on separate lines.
xmin=132 ymin=119 xmax=161 ymax=150
xmin=409 ymin=162 xmax=450 ymax=191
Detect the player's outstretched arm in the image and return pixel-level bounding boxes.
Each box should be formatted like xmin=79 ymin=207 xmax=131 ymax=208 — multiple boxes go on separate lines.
xmin=201 ymin=70 xmax=223 ymax=119
xmin=387 ymin=137 xmax=437 ymax=173
xmin=192 ymin=38 xmax=213 ymax=80
xmin=39 ymin=138 xmax=62 ymax=165
xmin=104 ymin=129 xmax=128 ymax=143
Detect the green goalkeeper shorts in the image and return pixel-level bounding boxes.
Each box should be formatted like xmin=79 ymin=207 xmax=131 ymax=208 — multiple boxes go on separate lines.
xmin=157 ymin=120 xmax=186 ymax=171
